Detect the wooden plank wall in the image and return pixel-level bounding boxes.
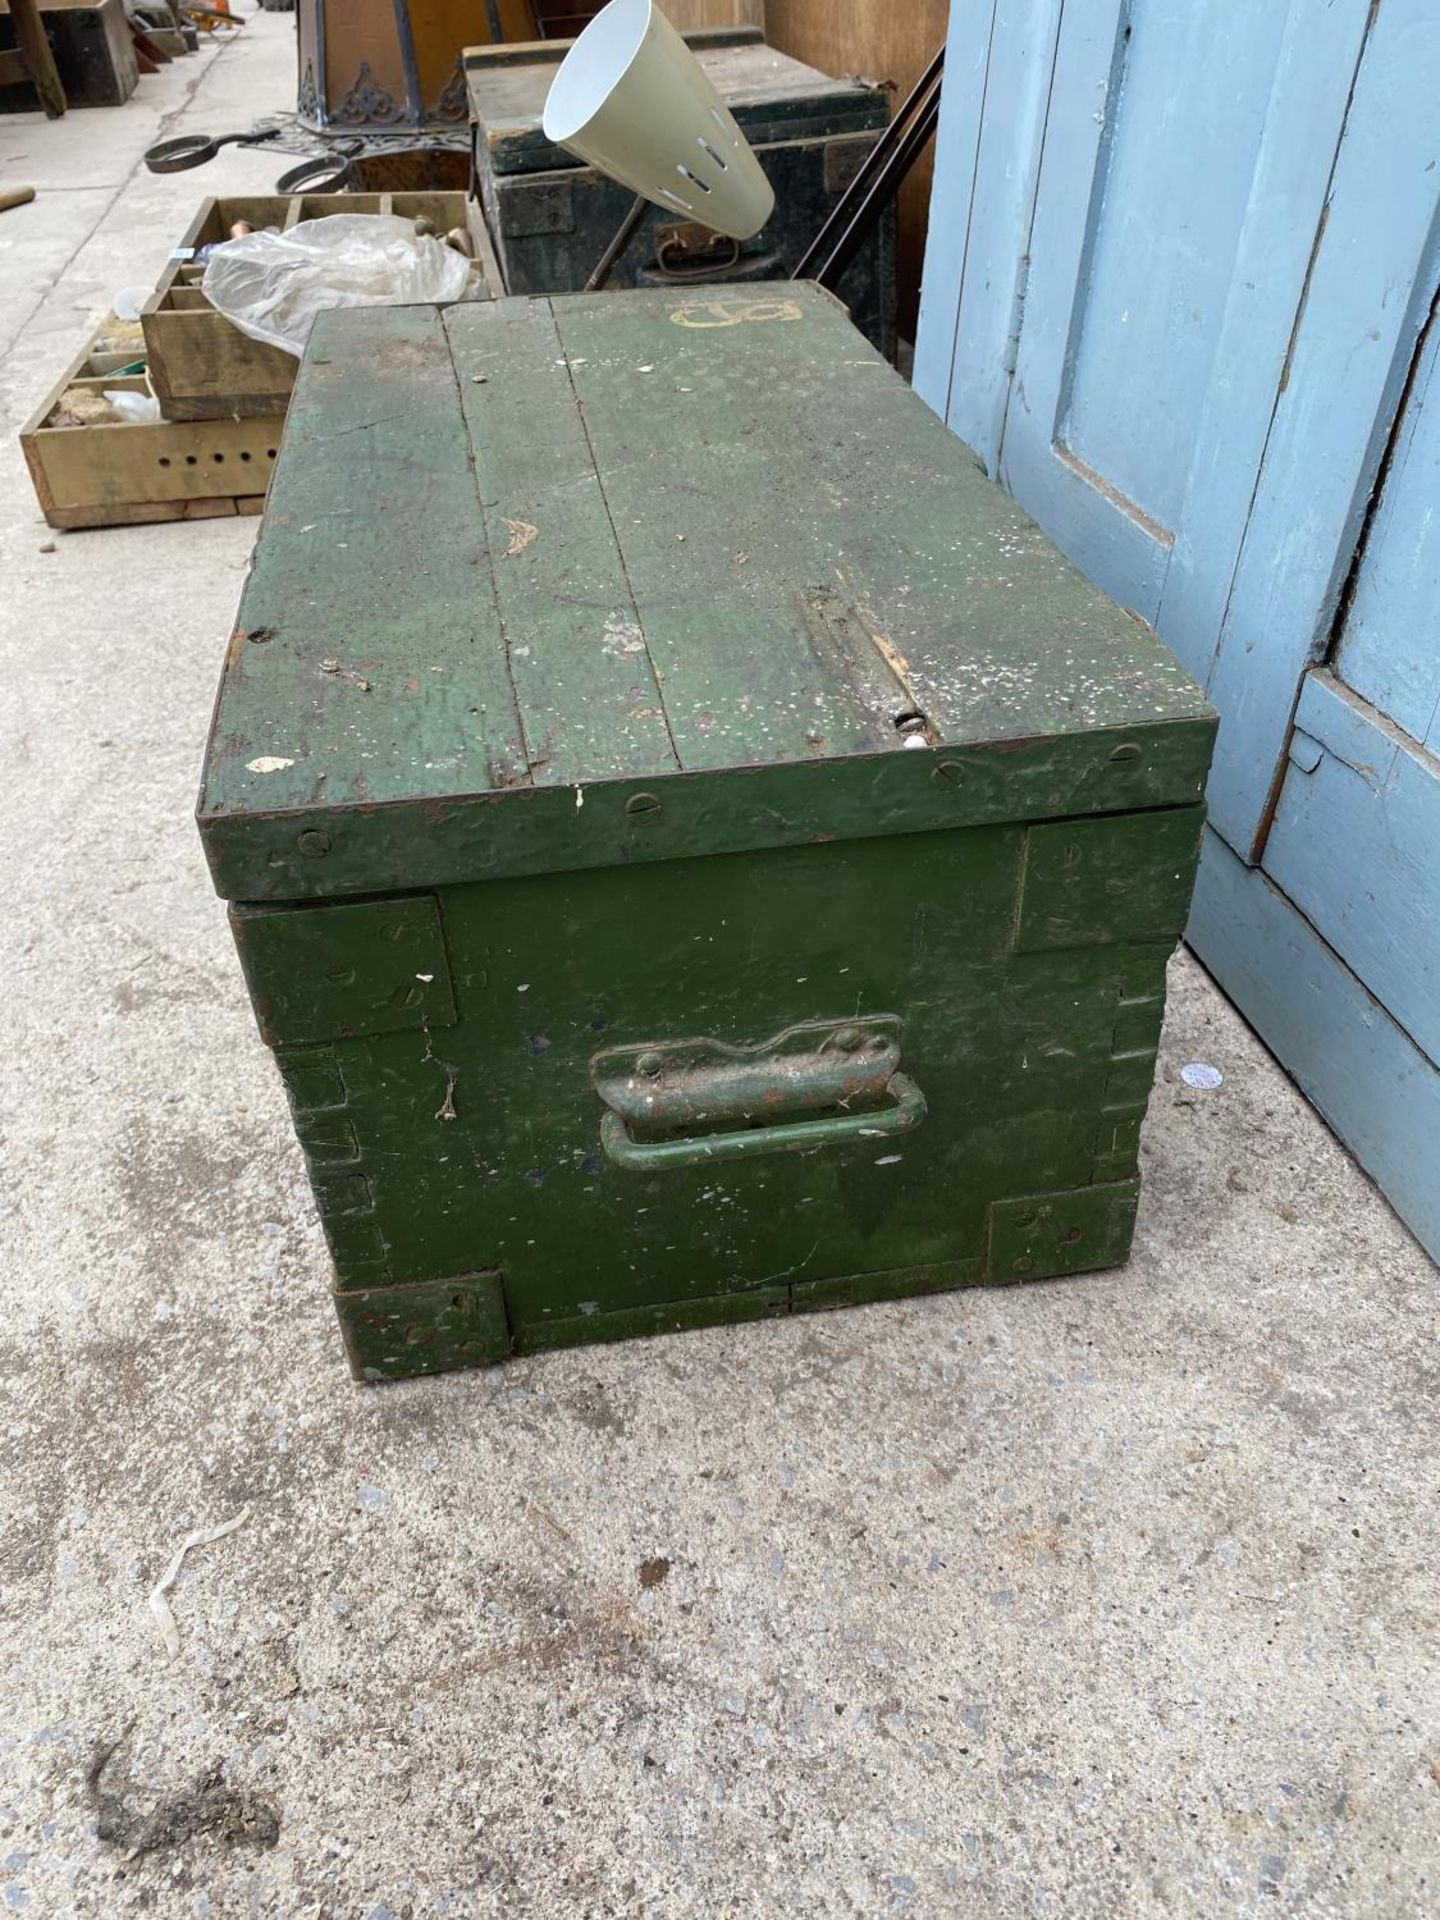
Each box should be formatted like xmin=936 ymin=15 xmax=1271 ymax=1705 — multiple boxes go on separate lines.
xmin=534 ymin=3 xmax=761 ymax=45
xmin=659 ymin=0 xmax=766 ymax=27
xmin=765 ymin=0 xmax=949 ymax=337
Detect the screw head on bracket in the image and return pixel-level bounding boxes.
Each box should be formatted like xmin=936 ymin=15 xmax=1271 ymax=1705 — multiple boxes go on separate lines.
xmin=931 ymin=760 xmax=964 ymax=789
xmin=297 ymin=828 xmax=331 ymax=857
xmin=625 ymin=791 xmax=663 ymax=823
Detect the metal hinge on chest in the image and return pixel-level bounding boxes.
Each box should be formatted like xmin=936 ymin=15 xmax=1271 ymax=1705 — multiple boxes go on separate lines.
xmin=229 ymin=893 xmax=457 ymax=1048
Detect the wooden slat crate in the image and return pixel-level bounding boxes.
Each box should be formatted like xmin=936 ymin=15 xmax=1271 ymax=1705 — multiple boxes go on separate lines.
xmin=141 ymin=190 xmax=486 ymax=422
xmin=20 ymin=329 xmax=282 ymax=531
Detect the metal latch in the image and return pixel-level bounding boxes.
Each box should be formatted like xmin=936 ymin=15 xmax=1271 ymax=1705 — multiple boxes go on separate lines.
xmin=654 ymin=219 xmax=742 ymax=279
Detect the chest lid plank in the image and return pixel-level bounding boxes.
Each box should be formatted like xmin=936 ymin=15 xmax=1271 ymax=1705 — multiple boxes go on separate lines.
xmin=198 ymin=284 xmax=1214 ymax=903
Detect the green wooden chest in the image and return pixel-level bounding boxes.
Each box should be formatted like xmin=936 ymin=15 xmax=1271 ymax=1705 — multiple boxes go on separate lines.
xmin=198 ymin=284 xmax=1215 ymax=1382
xmin=464 ymin=29 xmax=896 ymax=358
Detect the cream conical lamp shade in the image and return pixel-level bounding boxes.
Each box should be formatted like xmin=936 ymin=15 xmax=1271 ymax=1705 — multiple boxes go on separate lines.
xmin=542 ymin=0 xmax=775 ymax=242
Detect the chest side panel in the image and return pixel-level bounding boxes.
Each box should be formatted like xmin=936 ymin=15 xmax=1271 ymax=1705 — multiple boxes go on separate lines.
xmin=242 ymin=805 xmax=1201 ymax=1367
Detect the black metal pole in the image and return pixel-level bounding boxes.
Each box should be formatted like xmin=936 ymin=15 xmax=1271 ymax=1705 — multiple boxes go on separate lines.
xmin=811 ymin=75 xmax=943 ymax=293
xmin=793 ymin=42 xmax=945 ymax=284
xmin=585 ymin=193 xmax=650 ymax=294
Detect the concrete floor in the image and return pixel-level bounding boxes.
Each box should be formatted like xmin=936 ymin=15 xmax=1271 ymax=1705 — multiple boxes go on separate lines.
xmin=2 ymin=19 xmax=1439 ymax=1919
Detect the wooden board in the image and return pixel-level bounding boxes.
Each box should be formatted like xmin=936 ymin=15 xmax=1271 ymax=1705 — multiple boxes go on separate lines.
xmin=764 ymin=0 xmax=950 ymax=336
xmin=20 ymin=332 xmax=281 ymax=530
xmin=659 ymin=0 xmax=765 ymax=25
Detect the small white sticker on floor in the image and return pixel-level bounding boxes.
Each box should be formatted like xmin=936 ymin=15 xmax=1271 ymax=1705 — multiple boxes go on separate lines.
xmin=1180 ymin=1062 xmax=1224 ymax=1090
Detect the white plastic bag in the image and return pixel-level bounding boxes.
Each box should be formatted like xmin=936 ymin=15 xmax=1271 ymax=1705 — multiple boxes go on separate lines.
xmin=200 ymin=214 xmax=473 ymax=358
xmin=103 ymin=389 xmax=162 ymax=423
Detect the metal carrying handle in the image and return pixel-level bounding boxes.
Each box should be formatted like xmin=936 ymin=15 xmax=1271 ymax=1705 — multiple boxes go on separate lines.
xmin=599 ymin=1071 xmax=927 ymax=1171
xmin=273 ymin=155 xmax=353 ymax=195
xmin=143 ymin=128 xmax=280 ymax=175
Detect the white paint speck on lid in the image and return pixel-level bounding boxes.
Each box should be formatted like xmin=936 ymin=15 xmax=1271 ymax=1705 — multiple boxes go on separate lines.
xmin=517 ymin=983 xmax=530 ymax=992
xmin=246 ymin=756 xmax=294 ymax=774
xmin=875 ymin=1154 xmax=903 ymax=1166
xmin=1180 ymin=1062 xmax=1223 ymax=1090
xmin=415 ymin=973 xmax=434 ymax=983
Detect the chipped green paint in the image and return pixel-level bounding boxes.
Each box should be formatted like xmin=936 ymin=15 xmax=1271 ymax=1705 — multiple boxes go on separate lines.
xmin=199 ymin=284 xmax=1212 ymax=899
xmin=200 ymin=286 xmax=1215 ymax=1380
xmin=447 ymin=298 xmax=679 ymax=789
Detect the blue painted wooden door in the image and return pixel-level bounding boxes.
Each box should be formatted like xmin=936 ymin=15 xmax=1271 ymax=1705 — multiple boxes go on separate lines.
xmin=915 ymin=0 xmax=1440 ymax=1255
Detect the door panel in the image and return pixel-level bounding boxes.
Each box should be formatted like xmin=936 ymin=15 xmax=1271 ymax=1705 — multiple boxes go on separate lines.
xmin=913 ymin=0 xmax=1063 ymax=473
xmin=997 ymin=0 xmax=1173 ymax=616
xmin=1150 ymin=1 xmax=1377 ymax=699
xmin=916 ymin=0 xmax=1440 ymax=1255
xmin=1264 ymin=672 xmax=1440 ymax=1067
xmin=993 ymin=0 xmax=1368 ymax=638
xmin=1190 ymin=830 xmax=1440 ymax=1260
xmin=1263 ymin=285 xmax=1440 ymax=1074
xmin=1202 ymin=1 xmax=1440 ymax=858
xmin=1059 ymin=2 xmax=1287 ymax=539
xmin=1334 ymin=305 xmax=1440 ymax=751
